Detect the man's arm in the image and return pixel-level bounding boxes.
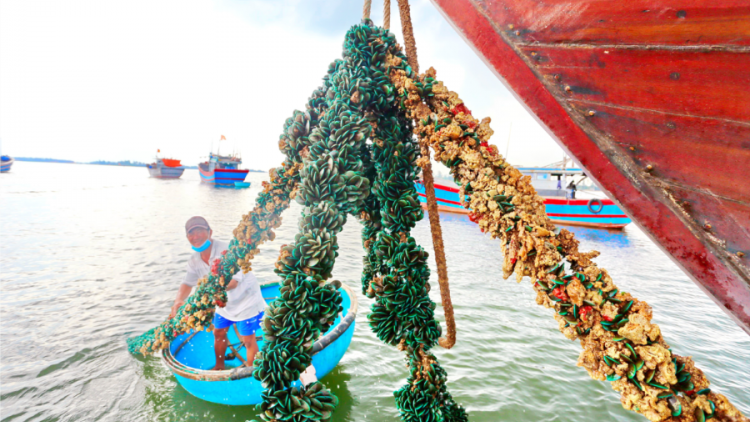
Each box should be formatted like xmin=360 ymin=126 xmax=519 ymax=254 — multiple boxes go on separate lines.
xmin=170 ymin=283 xmax=193 ymax=318
xmin=225 ymin=277 xmax=239 ymax=291
xmin=171 ymin=270 xmax=241 ymax=317
xmin=224 ymin=270 xmax=244 ymax=292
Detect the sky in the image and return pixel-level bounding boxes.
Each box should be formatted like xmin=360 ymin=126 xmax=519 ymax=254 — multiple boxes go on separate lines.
xmin=0 ymin=0 xmax=564 ymax=170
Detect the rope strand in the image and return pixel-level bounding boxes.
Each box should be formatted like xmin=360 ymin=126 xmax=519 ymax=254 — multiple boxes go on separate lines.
xmin=397 ymin=0 xmax=455 ymax=349
xmin=383 ymin=0 xmax=391 ymax=29
xmin=362 ymin=0 xmax=372 ymax=20
xmin=396 ymin=0 xmax=419 ymax=73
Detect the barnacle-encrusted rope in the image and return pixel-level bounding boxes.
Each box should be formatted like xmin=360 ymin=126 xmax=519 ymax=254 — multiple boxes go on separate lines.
xmin=389 ymin=64 xmax=749 ymax=422
xmin=252 ymin=21 xmax=466 ymax=422
xmin=396 ymin=0 xmax=456 ymax=349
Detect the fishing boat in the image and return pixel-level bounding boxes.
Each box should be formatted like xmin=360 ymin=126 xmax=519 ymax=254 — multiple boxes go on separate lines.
xmin=198 ymin=153 xmax=250 ymax=186
xmin=147 ymin=158 xmax=185 ymax=179
xmin=519 ymin=164 xmax=631 ymax=229
xmin=433 ymin=0 xmax=750 ymax=334
xmin=161 ymin=281 xmax=357 ymax=405
xmin=1 ymin=155 xmax=13 ymax=173
xmin=417 ymin=163 xmax=632 ymax=229
xmin=0 ymin=139 xmax=12 ymax=173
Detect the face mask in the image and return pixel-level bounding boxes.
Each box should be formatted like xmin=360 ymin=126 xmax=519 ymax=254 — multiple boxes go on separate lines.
xmin=191 ymin=239 xmax=212 ymax=253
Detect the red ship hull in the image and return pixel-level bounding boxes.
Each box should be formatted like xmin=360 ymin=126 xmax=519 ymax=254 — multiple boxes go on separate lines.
xmin=432 ymin=0 xmax=750 ymax=334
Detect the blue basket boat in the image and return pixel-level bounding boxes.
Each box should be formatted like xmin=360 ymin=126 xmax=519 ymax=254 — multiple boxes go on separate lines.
xmin=161 ymin=281 xmax=358 ymax=405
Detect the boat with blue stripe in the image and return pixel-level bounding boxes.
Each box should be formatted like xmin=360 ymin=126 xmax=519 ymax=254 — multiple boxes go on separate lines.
xmin=1 ymin=155 xmax=13 ymax=173
xmin=161 ymin=281 xmax=357 ymax=405
xmin=416 ymin=165 xmax=631 ymax=229
xmin=199 ymin=152 xmax=250 ymax=186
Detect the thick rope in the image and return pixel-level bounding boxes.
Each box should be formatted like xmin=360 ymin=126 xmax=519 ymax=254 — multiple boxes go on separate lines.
xmin=397 ymin=0 xmax=456 ymax=349
xmin=383 ymin=0 xmax=391 ymax=29
xmin=362 ymin=0 xmax=372 ymax=20
xmin=397 ymin=0 xmax=419 ymax=74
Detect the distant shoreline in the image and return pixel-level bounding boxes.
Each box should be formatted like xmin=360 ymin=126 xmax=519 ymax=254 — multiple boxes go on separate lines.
xmin=15 ymin=157 xmax=76 ymax=164
xmin=13 ymin=157 xmax=265 ymax=172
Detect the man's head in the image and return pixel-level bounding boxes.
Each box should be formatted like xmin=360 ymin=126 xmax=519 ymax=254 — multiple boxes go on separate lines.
xmin=185 ymin=216 xmax=212 ymax=248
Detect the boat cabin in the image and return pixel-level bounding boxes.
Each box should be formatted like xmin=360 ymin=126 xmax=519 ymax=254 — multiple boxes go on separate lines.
xmin=517 ymin=167 xmax=588 ymax=199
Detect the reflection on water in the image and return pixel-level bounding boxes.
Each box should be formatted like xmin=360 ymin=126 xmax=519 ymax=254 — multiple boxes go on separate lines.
xmin=1 ymin=162 xmax=748 ymax=422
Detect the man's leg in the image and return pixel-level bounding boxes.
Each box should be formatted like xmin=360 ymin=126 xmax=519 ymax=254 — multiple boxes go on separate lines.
xmin=239 ymin=333 xmax=259 ymax=366
xmin=212 ymin=326 xmax=230 ymax=370
xmin=236 ymin=312 xmax=263 ymax=366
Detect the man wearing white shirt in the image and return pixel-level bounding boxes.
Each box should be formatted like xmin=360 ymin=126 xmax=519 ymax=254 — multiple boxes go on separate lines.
xmin=170 ymin=216 xmax=265 ymax=370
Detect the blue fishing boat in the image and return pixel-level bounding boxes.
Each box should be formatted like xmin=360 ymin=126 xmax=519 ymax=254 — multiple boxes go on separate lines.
xmin=161 ymin=281 xmax=357 ymax=405
xmin=1 ymin=155 xmax=13 ymax=173
xmin=416 ymin=162 xmax=631 ymax=229
xmin=517 ymin=166 xmax=632 ymax=229
xmin=0 ymin=141 xmax=11 ymax=172
xmin=199 ymin=136 xmax=250 ymax=186
xmin=199 ymin=153 xmax=250 ymax=186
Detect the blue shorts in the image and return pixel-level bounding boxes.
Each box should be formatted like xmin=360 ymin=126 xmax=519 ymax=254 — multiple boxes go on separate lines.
xmin=212 ymin=312 xmax=264 ymax=336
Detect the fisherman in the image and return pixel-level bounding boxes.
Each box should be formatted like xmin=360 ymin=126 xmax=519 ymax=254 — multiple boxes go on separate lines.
xmin=567 ymin=180 xmax=577 ymax=199
xmin=170 ymin=216 xmax=265 ymax=370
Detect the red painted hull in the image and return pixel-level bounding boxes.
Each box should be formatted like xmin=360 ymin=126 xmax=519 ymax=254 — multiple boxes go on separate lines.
xmin=432 ymin=0 xmax=750 ymax=334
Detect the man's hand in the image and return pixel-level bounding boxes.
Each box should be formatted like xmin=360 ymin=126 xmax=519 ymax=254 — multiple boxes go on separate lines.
xmin=171 ymin=284 xmax=192 ymax=318
xmin=170 ymin=300 xmax=185 ymax=319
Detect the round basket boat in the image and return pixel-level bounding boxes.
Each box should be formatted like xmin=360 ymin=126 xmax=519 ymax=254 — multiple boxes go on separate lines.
xmin=161 ymin=281 xmax=358 ymax=405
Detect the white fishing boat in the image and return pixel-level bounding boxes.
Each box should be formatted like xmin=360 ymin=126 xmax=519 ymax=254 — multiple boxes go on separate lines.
xmin=147 ymin=157 xmax=185 ymax=179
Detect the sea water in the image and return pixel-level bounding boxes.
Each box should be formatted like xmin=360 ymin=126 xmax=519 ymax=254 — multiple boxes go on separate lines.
xmin=1 ymin=162 xmax=748 ymax=421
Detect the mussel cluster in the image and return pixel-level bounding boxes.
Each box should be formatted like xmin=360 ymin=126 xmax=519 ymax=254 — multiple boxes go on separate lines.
xmin=251 ymin=20 xmax=466 ymax=422
xmin=258 ymin=383 xmax=338 ymax=421
xmin=354 ymin=24 xmax=467 ymax=422
xmin=252 ymin=21 xmax=381 ymax=421
xmin=391 ymin=63 xmax=747 ymax=422
xmin=250 ymin=57 xmax=347 ymax=422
